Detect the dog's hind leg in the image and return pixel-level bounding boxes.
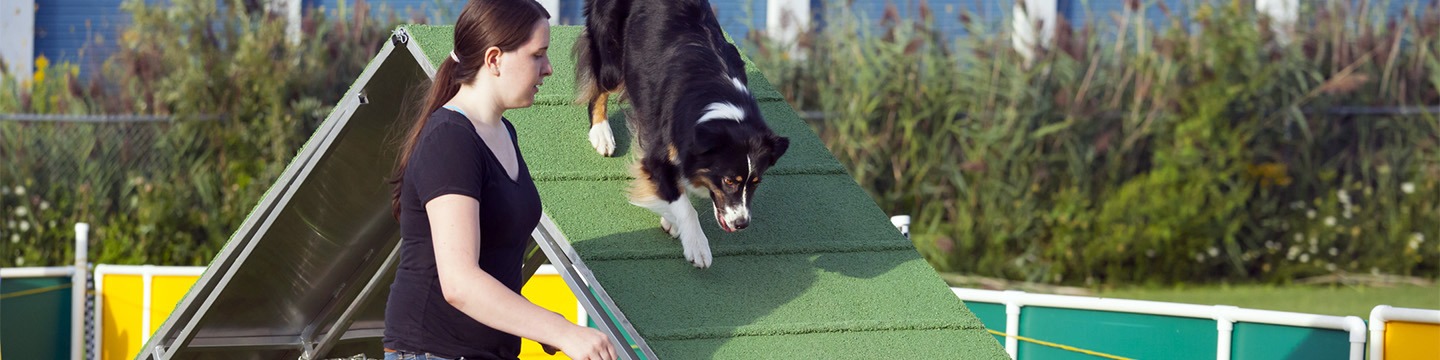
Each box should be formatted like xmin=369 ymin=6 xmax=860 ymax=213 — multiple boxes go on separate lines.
xmin=587 ymin=92 xmax=615 ymax=156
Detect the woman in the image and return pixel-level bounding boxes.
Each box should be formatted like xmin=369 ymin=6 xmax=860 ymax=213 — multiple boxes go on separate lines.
xmin=386 ymin=1 xmax=617 ymax=359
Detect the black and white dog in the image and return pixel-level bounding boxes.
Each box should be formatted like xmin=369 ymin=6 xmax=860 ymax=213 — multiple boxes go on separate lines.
xmin=574 ymin=0 xmax=789 ymax=268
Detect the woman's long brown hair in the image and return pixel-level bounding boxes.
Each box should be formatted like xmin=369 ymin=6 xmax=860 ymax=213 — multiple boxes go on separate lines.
xmin=391 ymin=0 xmax=551 ymax=219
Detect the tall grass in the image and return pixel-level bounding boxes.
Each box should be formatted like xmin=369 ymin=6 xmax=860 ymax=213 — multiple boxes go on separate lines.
xmin=750 ymin=0 xmax=1439 ymax=285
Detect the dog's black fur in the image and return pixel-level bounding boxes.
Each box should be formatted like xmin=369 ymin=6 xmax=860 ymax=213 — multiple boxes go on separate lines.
xmin=575 ymin=0 xmax=789 ymax=268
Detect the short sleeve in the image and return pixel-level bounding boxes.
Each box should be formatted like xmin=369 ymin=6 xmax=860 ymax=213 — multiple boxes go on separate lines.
xmin=408 ymin=120 xmax=487 ymax=205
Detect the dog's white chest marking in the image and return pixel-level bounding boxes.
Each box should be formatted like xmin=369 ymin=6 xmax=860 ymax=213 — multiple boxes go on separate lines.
xmin=697 ymin=102 xmax=744 ymax=124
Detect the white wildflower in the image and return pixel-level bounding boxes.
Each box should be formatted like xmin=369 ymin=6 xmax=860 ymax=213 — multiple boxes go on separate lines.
xmin=14 ymin=186 xmax=24 ymax=196
xmin=1328 ymin=247 xmax=1338 ymax=256
xmin=1371 ymin=267 xmax=1380 ymax=275
xmin=1288 ymin=246 xmax=1300 ymax=260
xmin=1401 ymin=182 xmax=1415 ymax=194
xmin=1414 ymin=233 xmax=1426 ymax=243
xmin=1326 ymin=263 xmax=1337 ymax=271
xmin=39 ymin=201 xmax=49 ymax=211
xmin=1337 ymin=190 xmax=1351 ymax=205
xmin=14 ymin=206 xmax=27 ymax=217
xmin=1294 ymin=233 xmax=1303 ymax=242
xmin=1307 ymin=210 xmax=1316 ymax=219
xmin=9 ymin=234 xmax=17 ymax=243
xmin=1324 ymin=216 xmax=1336 ymax=227
xmin=1343 ymin=209 xmax=1352 ymax=219
xmin=1301 ymin=254 xmax=1310 ymax=263
xmin=1195 ymin=253 xmax=1205 ymax=262
xmin=18 ymin=221 xmax=28 ymax=232
xmin=15 ymin=257 xmax=24 ymax=266
xmin=1208 ymin=247 xmax=1220 ymax=257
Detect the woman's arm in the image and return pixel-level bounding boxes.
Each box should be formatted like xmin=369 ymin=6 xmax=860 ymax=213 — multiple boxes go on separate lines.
xmin=426 ymin=194 xmax=616 ymax=360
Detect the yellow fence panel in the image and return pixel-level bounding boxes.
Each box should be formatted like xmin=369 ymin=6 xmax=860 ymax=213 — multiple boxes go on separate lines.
xmin=520 ymin=265 xmax=585 ymax=360
xmin=1385 ymin=321 xmax=1440 ymax=360
xmin=94 ymin=265 xmax=205 ymax=360
xmin=1371 ymin=305 xmax=1440 ymax=360
xmin=94 ymin=264 xmax=582 ymax=360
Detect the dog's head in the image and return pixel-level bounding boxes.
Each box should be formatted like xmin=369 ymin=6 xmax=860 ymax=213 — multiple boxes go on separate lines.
xmin=690 ymin=122 xmax=789 ymax=232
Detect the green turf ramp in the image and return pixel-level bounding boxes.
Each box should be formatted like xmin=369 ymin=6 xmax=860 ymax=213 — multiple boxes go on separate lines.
xmin=405 ymin=24 xmax=1007 ymax=359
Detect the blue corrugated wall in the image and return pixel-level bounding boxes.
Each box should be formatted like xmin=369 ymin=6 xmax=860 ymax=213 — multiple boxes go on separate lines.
xmin=33 ymin=0 xmax=130 ymax=77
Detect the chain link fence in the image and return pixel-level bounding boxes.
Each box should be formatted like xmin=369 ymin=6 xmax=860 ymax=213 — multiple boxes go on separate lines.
xmin=1 ymin=116 xmax=230 ymax=267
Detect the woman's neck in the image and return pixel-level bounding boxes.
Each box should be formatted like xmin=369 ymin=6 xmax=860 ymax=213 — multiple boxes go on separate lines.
xmin=445 ymin=84 xmax=504 ymax=128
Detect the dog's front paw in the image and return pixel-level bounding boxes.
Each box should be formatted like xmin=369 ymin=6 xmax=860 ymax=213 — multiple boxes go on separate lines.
xmin=679 ymin=228 xmax=712 ymax=268
xmin=660 ymin=217 xmax=680 ymax=238
xmin=589 ymin=122 xmax=615 ymax=157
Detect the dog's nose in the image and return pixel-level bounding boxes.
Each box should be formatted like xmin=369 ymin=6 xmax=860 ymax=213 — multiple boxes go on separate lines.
xmin=732 ymin=218 xmax=749 ymax=230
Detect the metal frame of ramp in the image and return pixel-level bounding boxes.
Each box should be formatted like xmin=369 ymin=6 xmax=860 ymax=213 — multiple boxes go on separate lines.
xmin=531 ymin=215 xmax=657 ymax=360
xmin=139 ymin=28 xmax=645 ymax=360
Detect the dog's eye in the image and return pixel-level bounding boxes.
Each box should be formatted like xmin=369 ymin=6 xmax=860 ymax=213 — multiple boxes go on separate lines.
xmin=751 ymin=177 xmax=761 ymax=184
xmin=722 ymin=177 xmax=735 ymax=186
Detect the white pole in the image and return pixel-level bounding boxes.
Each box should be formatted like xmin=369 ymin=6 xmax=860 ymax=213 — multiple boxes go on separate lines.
xmin=1370 ymin=305 xmax=1389 ymax=360
xmin=1213 ymin=305 xmax=1238 ymax=360
xmin=1343 ymin=316 xmax=1366 ymax=360
xmin=142 ymin=266 xmax=154 ymax=342
xmin=1003 ymin=290 xmax=1023 ymax=359
xmin=72 ymin=222 xmax=89 ymax=360
xmin=765 ymin=0 xmax=811 ymax=57
xmin=1012 ymin=0 xmax=1058 ymax=67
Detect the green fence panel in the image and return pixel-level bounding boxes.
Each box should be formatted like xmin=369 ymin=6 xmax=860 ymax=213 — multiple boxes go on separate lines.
xmin=1232 ymin=322 xmax=1350 ymax=360
xmin=966 ymin=301 xmax=1007 ymax=344
xmin=1020 ymin=307 xmax=1216 ymax=360
xmin=0 ymin=276 xmax=73 ymax=360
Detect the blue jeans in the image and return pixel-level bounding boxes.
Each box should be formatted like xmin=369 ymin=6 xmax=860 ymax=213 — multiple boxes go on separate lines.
xmin=384 ymin=350 xmax=456 ymax=360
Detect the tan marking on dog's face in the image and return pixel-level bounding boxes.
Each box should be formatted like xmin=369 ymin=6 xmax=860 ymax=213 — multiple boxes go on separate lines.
xmin=697 ymin=175 xmax=727 ymax=205
xmin=591 ymin=93 xmax=610 ymax=126
xmin=690 ymin=176 xmax=714 ymax=194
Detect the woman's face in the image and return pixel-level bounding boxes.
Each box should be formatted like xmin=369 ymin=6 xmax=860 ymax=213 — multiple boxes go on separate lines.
xmin=497 ymin=19 xmax=552 ymax=109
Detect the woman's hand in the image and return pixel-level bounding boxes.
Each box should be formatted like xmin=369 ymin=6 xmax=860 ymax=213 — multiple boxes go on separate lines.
xmin=555 ymin=325 xmax=617 ymax=360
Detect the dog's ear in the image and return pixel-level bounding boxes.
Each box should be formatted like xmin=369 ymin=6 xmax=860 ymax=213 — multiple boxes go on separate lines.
xmin=764 ymin=135 xmax=790 ymax=166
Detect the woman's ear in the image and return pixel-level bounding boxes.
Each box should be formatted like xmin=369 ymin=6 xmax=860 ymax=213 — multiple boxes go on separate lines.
xmin=484 ymin=46 xmax=503 ymax=76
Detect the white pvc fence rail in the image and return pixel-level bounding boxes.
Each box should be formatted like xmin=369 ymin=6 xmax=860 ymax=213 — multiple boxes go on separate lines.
xmin=950 ymin=288 xmax=1367 ymax=360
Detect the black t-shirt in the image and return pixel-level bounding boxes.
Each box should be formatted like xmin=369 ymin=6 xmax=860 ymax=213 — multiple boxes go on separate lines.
xmin=384 ymin=108 xmax=542 ymax=360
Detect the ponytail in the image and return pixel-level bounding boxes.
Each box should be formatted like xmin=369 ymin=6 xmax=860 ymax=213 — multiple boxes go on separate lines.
xmin=389 ymin=59 xmax=463 ymax=219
